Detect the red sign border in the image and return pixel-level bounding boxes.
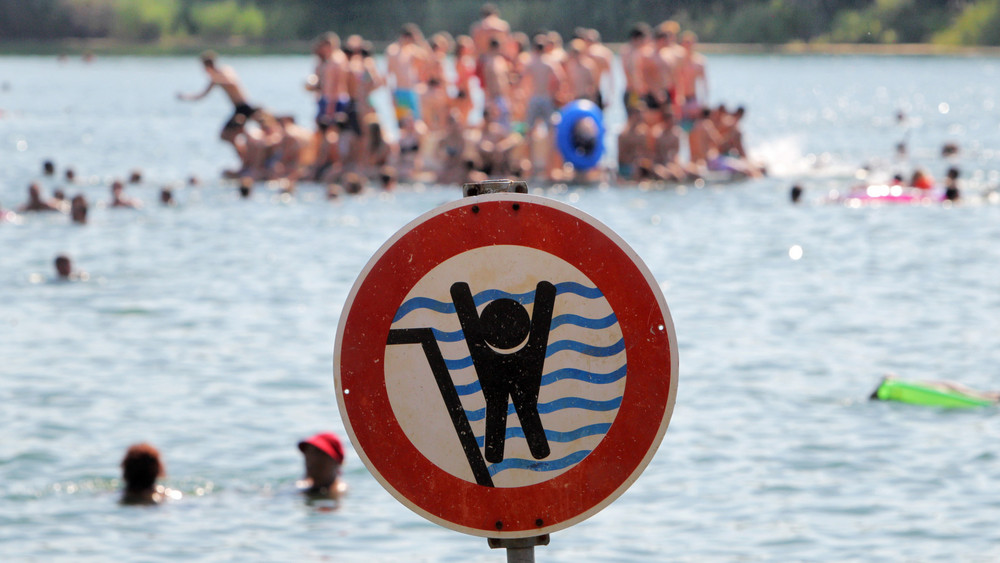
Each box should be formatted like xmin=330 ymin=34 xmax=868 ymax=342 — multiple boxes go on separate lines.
xmin=335 ymin=193 xmax=677 ymax=538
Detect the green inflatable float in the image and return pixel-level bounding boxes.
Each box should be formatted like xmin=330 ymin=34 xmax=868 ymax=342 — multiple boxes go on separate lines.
xmin=870 ymin=376 xmax=999 ymax=408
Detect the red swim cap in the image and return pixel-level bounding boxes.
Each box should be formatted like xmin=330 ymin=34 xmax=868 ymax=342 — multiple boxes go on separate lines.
xmin=298 ymin=432 xmax=346 ymax=464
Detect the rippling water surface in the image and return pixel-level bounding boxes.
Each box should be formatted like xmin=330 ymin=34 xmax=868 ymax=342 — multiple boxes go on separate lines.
xmin=3 ymin=54 xmax=1000 ymax=561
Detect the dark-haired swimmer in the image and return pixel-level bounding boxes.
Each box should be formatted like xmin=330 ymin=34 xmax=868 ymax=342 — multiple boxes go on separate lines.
xmin=18 ymin=183 xmax=60 ymax=213
xmin=120 ymin=443 xmax=180 ymax=505
xmin=160 ymin=188 xmax=176 ymax=206
xmin=944 ymin=167 xmax=961 ymax=201
xmin=110 ymin=180 xmax=141 ymax=208
xmin=70 ymin=194 xmax=88 ymax=224
xmin=54 ymin=254 xmax=88 ymax=281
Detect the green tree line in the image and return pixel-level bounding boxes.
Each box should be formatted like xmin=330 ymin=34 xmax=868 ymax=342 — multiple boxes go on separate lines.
xmin=2 ymin=0 xmax=1000 ymax=46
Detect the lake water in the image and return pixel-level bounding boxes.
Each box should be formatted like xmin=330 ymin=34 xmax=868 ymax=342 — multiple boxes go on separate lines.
xmin=2 ymin=54 xmax=1000 ymax=561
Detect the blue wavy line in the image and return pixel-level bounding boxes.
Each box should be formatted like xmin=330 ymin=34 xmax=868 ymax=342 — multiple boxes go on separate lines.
xmin=428 ymin=312 xmax=617 ymax=342
xmin=431 ymin=327 xmax=465 ymax=342
xmin=393 ymin=297 xmax=454 ymax=321
xmin=545 ymin=337 xmax=625 ymax=357
xmin=488 ymin=450 xmax=591 ymax=476
xmin=554 ymin=281 xmax=604 ymax=299
xmin=392 ymin=282 xmax=604 ymax=322
xmin=541 ymin=364 xmax=627 ymax=386
xmin=443 ymin=338 xmax=623 ymax=371
xmin=453 ymin=380 xmax=482 ymax=395
xmin=550 ymin=312 xmax=618 ymax=331
xmin=444 ymin=356 xmax=475 ymax=370
xmin=454 ymin=364 xmax=627 ymax=396
xmin=464 ymin=396 xmax=623 ymax=421
xmin=474 ymin=423 xmax=611 ymax=447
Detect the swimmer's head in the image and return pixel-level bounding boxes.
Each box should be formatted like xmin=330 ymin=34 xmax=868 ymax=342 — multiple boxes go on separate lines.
xmin=121 ymin=443 xmax=164 ymax=493
xmin=379 ymin=166 xmax=397 ymax=189
xmin=71 ymin=194 xmax=88 ymax=223
xmin=43 ymin=160 xmax=55 ymax=175
xmin=481 ymin=3 xmax=499 ymax=17
xmin=629 ymin=23 xmax=651 ymax=41
xmin=480 ymin=299 xmax=531 ymax=349
xmin=54 ymin=254 xmax=72 ymax=278
xmin=659 ymin=20 xmax=680 ymax=36
xmin=401 ymin=23 xmax=420 ymax=41
xmin=239 ymin=177 xmax=253 ymax=199
xmin=533 ymin=34 xmax=547 ymax=52
xmin=344 ymin=173 xmax=366 ymax=195
xmin=790 ymin=185 xmax=803 ymax=204
xmin=200 ymin=50 xmax=217 ymax=68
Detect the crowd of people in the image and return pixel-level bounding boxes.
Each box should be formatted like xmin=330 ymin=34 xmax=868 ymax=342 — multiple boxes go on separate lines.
xmin=0 ymin=162 xmax=163 ymax=227
xmin=176 ymin=5 xmax=763 ymax=193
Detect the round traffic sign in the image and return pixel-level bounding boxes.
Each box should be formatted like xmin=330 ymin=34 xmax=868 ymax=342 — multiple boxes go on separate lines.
xmin=335 ymin=193 xmax=677 ymax=538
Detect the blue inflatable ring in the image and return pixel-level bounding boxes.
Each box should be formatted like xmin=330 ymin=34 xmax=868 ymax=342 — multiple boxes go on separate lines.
xmin=556 ymin=99 xmax=605 ymax=170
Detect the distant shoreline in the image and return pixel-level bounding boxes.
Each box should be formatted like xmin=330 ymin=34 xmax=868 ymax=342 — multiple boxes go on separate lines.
xmin=3 ymin=39 xmax=1000 ymax=57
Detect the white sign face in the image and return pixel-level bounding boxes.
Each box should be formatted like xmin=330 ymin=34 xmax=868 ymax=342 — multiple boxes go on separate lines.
xmin=385 ymin=245 xmax=626 ymax=488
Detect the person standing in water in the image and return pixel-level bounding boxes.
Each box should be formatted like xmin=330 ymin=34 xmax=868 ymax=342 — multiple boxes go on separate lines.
xmin=177 ymin=51 xmax=257 ymax=167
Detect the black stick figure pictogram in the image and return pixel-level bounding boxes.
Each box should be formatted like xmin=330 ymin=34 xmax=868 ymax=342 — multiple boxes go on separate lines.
xmin=451 ymin=281 xmax=556 ymax=464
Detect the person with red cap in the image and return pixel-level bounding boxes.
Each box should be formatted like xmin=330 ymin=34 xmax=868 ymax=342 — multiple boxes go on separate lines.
xmin=297 ymin=432 xmax=347 ymax=500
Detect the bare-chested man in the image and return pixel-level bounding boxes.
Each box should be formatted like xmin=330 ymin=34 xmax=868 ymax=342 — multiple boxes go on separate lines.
xmin=652 ymin=108 xmax=698 ymax=182
xmin=18 ymin=182 xmax=60 ymax=213
xmin=653 ymin=22 xmax=682 ymax=112
xmin=579 ymin=29 xmax=614 ymax=111
xmin=421 ymin=33 xmax=453 ymax=134
xmin=521 ymin=35 xmax=566 ymax=177
xmin=471 ymin=3 xmax=511 ymax=60
xmin=386 ymin=24 xmax=426 ymax=123
xmin=177 ymin=51 xmax=256 ymax=164
xmin=315 ymin=33 xmax=350 ymax=133
xmin=345 ymin=36 xmax=385 ymax=120
xmin=676 ymin=31 xmax=708 ymax=121
xmin=275 ymin=115 xmax=313 ymax=182
xmin=716 ymin=105 xmax=748 ymax=158
xmin=689 ymin=106 xmax=761 ymax=178
xmin=619 ymin=24 xmax=655 ymax=113
xmin=617 ymin=106 xmax=652 ymax=182
xmin=565 ymin=39 xmax=599 ymax=104
xmin=523 ymin=35 xmax=565 ymax=131
xmin=480 ymin=38 xmax=512 ymax=128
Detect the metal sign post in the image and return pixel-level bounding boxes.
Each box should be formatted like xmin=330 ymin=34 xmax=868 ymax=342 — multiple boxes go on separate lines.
xmin=488 ymin=534 xmax=550 ymax=562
